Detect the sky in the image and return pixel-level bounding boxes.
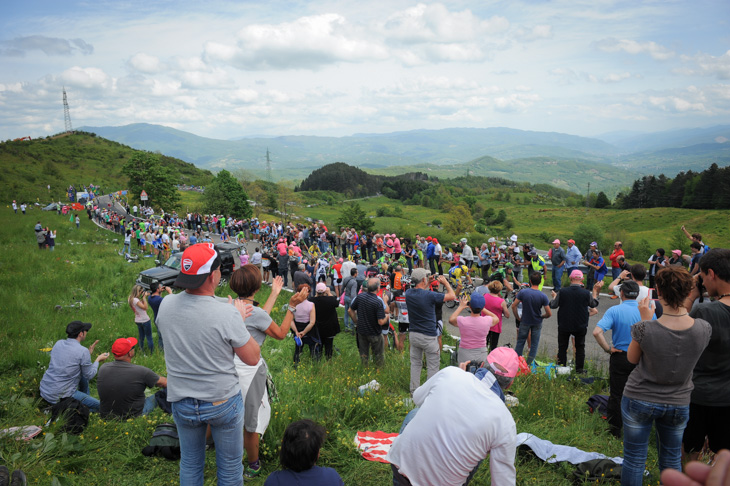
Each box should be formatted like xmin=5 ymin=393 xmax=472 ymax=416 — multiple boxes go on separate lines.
xmin=1 ymin=0 xmax=729 ymax=141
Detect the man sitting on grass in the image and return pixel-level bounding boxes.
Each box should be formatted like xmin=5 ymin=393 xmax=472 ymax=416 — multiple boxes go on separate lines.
xmin=39 ymin=321 xmax=110 ymax=413
xmin=97 ymin=337 xmax=167 ymax=418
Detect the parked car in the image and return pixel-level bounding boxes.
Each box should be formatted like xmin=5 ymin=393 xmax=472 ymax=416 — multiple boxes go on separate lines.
xmin=135 ymin=242 xmax=242 ymax=290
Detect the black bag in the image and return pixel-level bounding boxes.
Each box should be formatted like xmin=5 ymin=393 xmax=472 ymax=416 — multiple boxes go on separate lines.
xmin=586 ymin=394 xmax=609 ymax=418
xmin=50 ymin=397 xmax=89 ymax=435
xmin=572 ymin=459 xmax=622 ymax=483
xmin=142 ymin=423 xmax=180 ymax=460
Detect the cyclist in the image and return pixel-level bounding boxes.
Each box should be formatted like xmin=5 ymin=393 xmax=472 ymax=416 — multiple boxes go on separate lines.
xmin=448 ymin=259 xmax=473 ymax=289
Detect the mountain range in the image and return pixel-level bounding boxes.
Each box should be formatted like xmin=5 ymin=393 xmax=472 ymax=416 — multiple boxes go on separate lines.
xmin=78 ymin=123 xmax=730 ymax=193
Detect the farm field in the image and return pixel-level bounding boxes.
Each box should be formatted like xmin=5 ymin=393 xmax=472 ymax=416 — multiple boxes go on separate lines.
xmin=0 ymin=206 xmax=652 ymax=485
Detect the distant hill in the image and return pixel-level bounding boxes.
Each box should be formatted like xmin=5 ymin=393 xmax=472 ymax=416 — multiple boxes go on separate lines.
xmin=0 ymin=132 xmax=213 ymax=203
xmin=78 ymin=122 xmax=730 ymax=190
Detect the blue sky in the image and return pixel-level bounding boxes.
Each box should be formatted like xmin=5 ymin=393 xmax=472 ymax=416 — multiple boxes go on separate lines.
xmin=1 ymin=0 xmax=729 ymax=141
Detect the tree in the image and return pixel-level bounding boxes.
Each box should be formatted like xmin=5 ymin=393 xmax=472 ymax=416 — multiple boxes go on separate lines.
xmin=444 ymin=203 xmax=474 ymax=236
xmin=202 ymin=169 xmax=252 ymax=217
xmin=336 ymin=203 xmax=374 ymax=232
xmin=122 ymin=152 xmax=180 ymax=209
xmin=594 ymin=191 xmax=611 ymax=208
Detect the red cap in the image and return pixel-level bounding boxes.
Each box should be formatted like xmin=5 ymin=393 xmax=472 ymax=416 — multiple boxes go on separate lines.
xmin=174 ymin=243 xmax=221 ymax=289
xmin=567 ymin=239 xmax=575 ymax=244
xmin=433 ymin=238 xmax=438 ymax=244
xmin=426 ymin=236 xmax=432 ymax=241
xmin=112 ymin=337 xmax=138 ymax=357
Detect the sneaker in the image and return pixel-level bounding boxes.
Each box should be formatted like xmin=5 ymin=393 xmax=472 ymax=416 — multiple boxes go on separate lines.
xmin=10 ymin=470 xmax=26 ymax=486
xmin=243 ymin=465 xmax=262 ymax=480
xmin=610 ymin=295 xmax=619 ymax=300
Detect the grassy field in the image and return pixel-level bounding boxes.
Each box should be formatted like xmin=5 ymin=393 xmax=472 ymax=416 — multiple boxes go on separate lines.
xmin=0 ymin=205 xmax=704 ymax=485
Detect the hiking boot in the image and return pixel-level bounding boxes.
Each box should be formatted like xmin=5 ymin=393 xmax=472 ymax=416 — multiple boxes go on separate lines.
xmin=0 ymin=466 xmax=9 ymax=486
xmin=243 ymin=464 xmax=262 ymax=480
xmin=10 ymin=470 xmax=25 ymax=486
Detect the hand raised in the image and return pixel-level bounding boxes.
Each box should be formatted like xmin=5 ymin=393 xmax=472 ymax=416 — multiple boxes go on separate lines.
xmin=638 ymin=295 xmax=654 ymax=321
xmin=272 ymin=276 xmax=284 ymax=294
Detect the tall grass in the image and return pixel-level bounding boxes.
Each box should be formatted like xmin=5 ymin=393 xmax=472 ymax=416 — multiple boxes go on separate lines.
xmin=1 ymin=207 xmax=668 ymax=485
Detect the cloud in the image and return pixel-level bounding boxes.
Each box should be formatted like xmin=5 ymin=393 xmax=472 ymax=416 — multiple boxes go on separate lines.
xmin=550 ymin=68 xmax=633 ymax=84
xmin=204 ymin=13 xmax=388 ymax=70
xmin=678 ymin=50 xmax=730 ymax=80
xmin=382 ymin=3 xmax=509 ymax=44
xmin=494 ymin=93 xmax=541 ymax=112
xmin=128 ymin=53 xmax=162 ymax=74
xmin=595 ymin=37 xmax=675 ymax=60
xmin=59 ymin=66 xmax=111 ymax=89
xmin=0 ymin=35 xmax=93 ymax=57
xmin=514 ymin=24 xmax=553 ymax=42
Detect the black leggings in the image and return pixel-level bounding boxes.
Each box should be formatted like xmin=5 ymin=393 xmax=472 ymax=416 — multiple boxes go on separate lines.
xmin=486 ymin=331 xmax=500 ymax=352
xmin=322 ymin=337 xmax=335 ymax=360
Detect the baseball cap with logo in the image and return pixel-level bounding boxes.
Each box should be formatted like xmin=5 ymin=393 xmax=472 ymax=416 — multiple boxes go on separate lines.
xmin=174 ymin=243 xmax=221 ymax=289
xmin=621 ymin=280 xmax=640 ymax=299
xmin=112 ymin=337 xmax=138 ymax=357
xmin=570 ymin=270 xmax=584 ymax=279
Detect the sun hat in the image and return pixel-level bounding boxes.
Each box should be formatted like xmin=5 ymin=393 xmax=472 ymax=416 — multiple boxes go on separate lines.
xmin=112 ymin=337 xmax=138 ymax=357
xmin=510 ymin=234 xmax=518 ymax=242
xmin=174 ymin=243 xmax=221 ymax=289
xmin=487 ymin=347 xmax=520 ymax=378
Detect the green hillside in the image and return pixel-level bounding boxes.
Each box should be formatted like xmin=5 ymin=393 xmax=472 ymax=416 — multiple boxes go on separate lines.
xmin=367 ymin=155 xmax=641 ymax=196
xmin=0 ymin=132 xmax=213 ymax=203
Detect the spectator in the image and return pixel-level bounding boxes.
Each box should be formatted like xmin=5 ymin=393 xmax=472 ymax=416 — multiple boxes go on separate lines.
xmin=511 ymin=272 xmax=551 ymax=365
xmin=128 ymin=285 xmax=154 ymax=353
xmin=349 ymin=278 xmax=390 ymax=367
xmin=156 ymin=243 xmax=261 ymax=486
xmin=609 ymin=241 xmax=625 ymax=280
xmin=682 ymin=248 xmax=730 ymax=458
xmin=621 ymin=267 xmax=711 ymax=485
xmin=482 ymin=280 xmax=511 ymax=351
xmin=292 ymin=284 xmax=318 ymax=366
xmin=592 ymin=280 xmax=648 ymax=438
xmin=405 ymin=269 xmax=456 ymax=393
xmin=264 ymin=420 xmax=344 ymax=486
xmin=147 ymin=283 xmax=172 ymax=351
xmin=549 ymin=239 xmax=567 ymax=291
xmin=229 ymin=269 xmax=308 ymax=479
xmin=97 ymin=337 xmax=167 ymax=418
xmin=311 ymin=282 xmax=341 ymax=360
xmin=565 ymin=239 xmax=582 ymax=276
xmin=387 ymin=347 xmax=519 ymax=486
xmin=39 ymin=321 xmax=110 ymax=412
xmin=448 ymin=293 xmax=498 ymax=363
xmin=549 ymin=270 xmax=600 ymax=374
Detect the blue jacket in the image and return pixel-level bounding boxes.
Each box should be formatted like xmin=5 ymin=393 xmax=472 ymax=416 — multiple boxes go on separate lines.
xmin=426 ymin=243 xmax=435 ymax=259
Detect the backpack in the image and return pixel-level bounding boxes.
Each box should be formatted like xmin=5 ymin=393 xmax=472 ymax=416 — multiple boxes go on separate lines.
xmin=142 ymin=423 xmax=181 ymax=460
xmin=572 ymin=459 xmax=622 ymax=484
xmin=50 ymin=397 xmax=89 ymax=435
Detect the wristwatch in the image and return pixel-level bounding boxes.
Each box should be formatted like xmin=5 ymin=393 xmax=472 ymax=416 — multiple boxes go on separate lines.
xmin=287 ymin=305 xmax=296 ymax=313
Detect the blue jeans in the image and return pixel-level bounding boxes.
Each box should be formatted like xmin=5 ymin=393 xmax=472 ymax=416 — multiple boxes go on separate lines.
xmin=552 ymin=265 xmax=564 ymax=291
xmin=154 ymin=320 xmax=164 ymax=351
xmin=136 ymin=320 xmax=154 ymax=352
xmin=515 ymin=322 xmax=542 ymax=364
xmin=343 ymin=296 xmax=353 ymax=330
xmin=612 ymin=267 xmax=622 ymax=280
xmin=142 ymin=395 xmax=157 ymax=416
xmin=172 ymin=393 xmax=245 ymax=486
xmin=72 ymin=376 xmax=100 ymax=412
xmin=621 ymin=397 xmax=689 ymax=486
xmin=391 ymin=408 xmax=481 ymax=485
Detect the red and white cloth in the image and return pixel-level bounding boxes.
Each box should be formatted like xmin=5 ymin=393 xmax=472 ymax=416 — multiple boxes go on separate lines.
xmin=354 ymin=430 xmax=399 ymax=463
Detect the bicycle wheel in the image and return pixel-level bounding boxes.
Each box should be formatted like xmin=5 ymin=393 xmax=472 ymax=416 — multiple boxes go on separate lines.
xmin=445 ymin=299 xmax=458 ymax=309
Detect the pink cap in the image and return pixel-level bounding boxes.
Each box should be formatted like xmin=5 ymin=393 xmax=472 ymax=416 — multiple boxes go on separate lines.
xmin=487 ymin=347 xmax=520 ymax=378
xmin=570 ymin=269 xmax=583 ymax=279
xmin=552 ymin=239 xmax=560 ymax=244
xmin=316 ymin=282 xmax=327 ymax=293
xmin=672 ymin=249 xmax=681 ymax=256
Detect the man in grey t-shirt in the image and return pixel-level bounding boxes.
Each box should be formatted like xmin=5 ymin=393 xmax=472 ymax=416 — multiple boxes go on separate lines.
xmin=157 ymin=243 xmax=260 ymax=486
